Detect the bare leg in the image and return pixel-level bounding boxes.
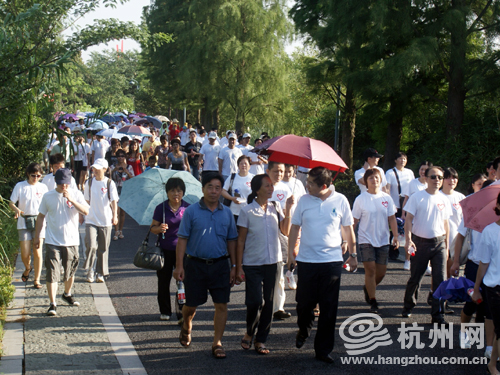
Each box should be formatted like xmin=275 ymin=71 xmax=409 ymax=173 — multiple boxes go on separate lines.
xmin=33 ymin=238 xmax=43 ymax=283
xmin=488 ymin=335 xmax=499 ymax=375
xmin=363 ymin=261 xmax=376 ymax=299
xmin=118 ymin=208 xmax=126 ymax=232
xmin=19 ymin=241 xmax=32 ymax=274
xmin=180 ymin=305 xmax=197 ymax=346
xmin=486 ymin=319 xmax=495 ymax=347
xmin=47 ymin=282 xmax=58 ymax=304
xmin=375 ymin=264 xmax=387 ymax=285
xmin=64 ymin=276 xmax=75 ymax=295
xmin=213 ymin=303 xmax=228 ymax=347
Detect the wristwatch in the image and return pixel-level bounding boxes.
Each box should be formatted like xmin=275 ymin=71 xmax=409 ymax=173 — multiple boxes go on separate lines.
xmin=350 ymin=253 xmax=357 ymax=258
xmin=231 ymin=264 xmax=237 ymax=268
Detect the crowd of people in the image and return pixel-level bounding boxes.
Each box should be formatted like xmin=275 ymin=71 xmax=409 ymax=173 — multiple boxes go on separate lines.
xmin=7 ymin=117 xmax=500 ymax=371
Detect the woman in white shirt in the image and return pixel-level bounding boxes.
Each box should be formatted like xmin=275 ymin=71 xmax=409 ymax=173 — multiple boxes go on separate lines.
xmin=401 ymin=161 xmax=433 ymax=270
xmin=9 ymin=163 xmax=48 ymax=289
xmin=221 ymin=156 xmax=254 ymax=223
xmin=236 ymin=174 xmax=292 ymax=355
xmin=472 ymin=191 xmax=500 ymax=375
xmin=440 ymin=167 xmax=466 ymax=276
xmin=352 ymin=168 xmax=399 ymax=313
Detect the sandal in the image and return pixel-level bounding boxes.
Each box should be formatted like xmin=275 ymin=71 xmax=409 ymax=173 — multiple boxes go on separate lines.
xmin=254 ymin=343 xmax=270 ymax=355
xmin=118 ymin=231 xmax=124 ymax=239
xmin=21 ymin=268 xmax=32 ymax=282
xmin=241 ymin=336 xmax=252 ymax=350
xmin=33 ymin=280 xmax=43 ymax=289
xmin=314 ymin=308 xmax=320 ymax=317
xmin=212 ymin=344 xmax=226 ymax=359
xmin=113 ymin=231 xmax=119 ymax=241
xmin=179 ymin=325 xmax=191 ymax=347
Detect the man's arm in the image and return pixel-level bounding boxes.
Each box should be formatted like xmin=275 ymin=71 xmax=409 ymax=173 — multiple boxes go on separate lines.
xmin=450 ymin=233 xmax=465 ymax=276
xmin=404 ymin=212 xmax=415 ymax=252
xmin=218 ymin=158 xmax=223 ymax=174
xmin=342 ymin=224 xmax=357 ymax=269
xmin=227 ymin=239 xmax=237 ymax=287
xmin=443 ymin=218 xmax=450 ymax=252
xmin=65 ymin=191 xmax=89 ymax=215
xmin=287 ymin=224 xmax=300 ymax=271
xmin=110 ymin=200 xmax=118 ymax=226
xmin=173 ymin=237 xmax=188 ymax=281
xmin=472 ymin=262 xmax=489 ymax=303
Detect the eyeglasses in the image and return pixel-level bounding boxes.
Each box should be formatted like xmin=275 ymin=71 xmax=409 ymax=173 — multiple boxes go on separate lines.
xmin=30 ymin=174 xmax=42 ymax=178
xmin=429 ymin=175 xmax=444 ymax=180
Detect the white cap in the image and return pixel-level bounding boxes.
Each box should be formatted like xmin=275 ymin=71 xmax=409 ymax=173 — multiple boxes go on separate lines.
xmin=226 ymin=130 xmax=233 ymax=135
xmin=228 ymin=133 xmax=237 ymax=140
xmin=208 ymin=131 xmax=217 ymax=139
xmin=91 ymin=158 xmax=108 ymax=170
xmin=242 ymin=133 xmax=251 ymax=138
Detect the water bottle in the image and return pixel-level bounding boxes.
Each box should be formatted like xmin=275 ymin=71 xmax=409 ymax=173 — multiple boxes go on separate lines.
xmin=467 ymin=288 xmax=482 ymax=304
xmin=234 ymin=188 xmax=240 ymax=198
xmin=286 ymin=270 xmax=297 ymax=289
xmin=343 ymin=263 xmax=357 ymax=273
xmin=407 ymin=245 xmax=416 ymax=256
xmin=121 ymin=172 xmax=127 ymax=182
xmin=177 ymin=281 xmax=186 ymax=305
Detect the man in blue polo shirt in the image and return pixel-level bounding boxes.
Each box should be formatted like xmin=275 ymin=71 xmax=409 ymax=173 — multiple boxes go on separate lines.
xmin=174 ymin=172 xmax=238 ymax=359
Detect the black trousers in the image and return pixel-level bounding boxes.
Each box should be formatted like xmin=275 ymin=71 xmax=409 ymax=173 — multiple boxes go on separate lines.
xmin=486 ymin=286 xmax=500 ymax=338
xmin=156 ymin=250 xmax=177 ymax=315
xmin=243 ymin=264 xmax=278 ymax=343
xmin=296 ymin=261 xmax=342 ymax=357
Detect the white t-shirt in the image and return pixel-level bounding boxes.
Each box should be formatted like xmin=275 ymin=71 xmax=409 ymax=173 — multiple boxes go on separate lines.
xmin=91 ymin=139 xmax=109 ymax=160
xmin=457 ymin=218 xmax=482 ymax=264
xmin=199 ymin=143 xmax=221 ymax=171
xmin=223 ymin=173 xmax=254 ymax=216
xmin=249 ymin=152 xmax=265 ymax=175
xmin=292 ymin=191 xmax=354 ymax=263
xmin=38 ymin=188 xmax=88 ymax=246
xmin=404 ymin=190 xmax=452 ymax=239
xmin=352 ymin=192 xmax=397 ymax=247
xmin=385 ymin=168 xmax=415 ymax=208
xmin=476 ymin=222 xmax=500 ymax=287
xmin=202 ymin=136 xmax=220 ymax=146
xmin=73 ymin=142 xmax=90 ymax=166
xmin=282 ymin=178 xmax=307 ymax=200
xmin=10 ymin=181 xmax=48 ymax=232
xmin=42 ymin=174 xmax=78 ymax=191
xmin=269 ymin=181 xmax=292 ymax=210
xmin=218 ymin=147 xmax=243 ymax=176
xmin=237 ymin=201 xmax=283 ymax=266
xmin=84 ymin=177 xmax=119 ymax=227
xmin=237 ymin=144 xmax=253 ymax=156
xmin=354 ymin=166 xmax=387 ymax=194
xmin=404 ymin=178 xmax=427 ymax=198
xmin=440 ymin=190 xmax=466 ymax=251
xmin=219 ymin=137 xmax=228 ymax=148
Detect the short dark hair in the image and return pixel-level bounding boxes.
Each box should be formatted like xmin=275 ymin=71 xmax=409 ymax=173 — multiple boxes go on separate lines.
xmin=363 ymin=168 xmax=382 ymax=186
xmin=49 ymin=153 xmax=65 ymax=165
xmin=308 ymin=167 xmax=332 ymax=188
xmin=26 ymin=162 xmax=43 ymax=177
xmin=495 ymin=191 xmax=500 ymax=216
xmin=171 ymin=138 xmax=181 ymax=146
xmin=160 ymin=135 xmax=167 ymax=142
xmin=254 ymin=138 xmax=262 ymax=145
xmin=395 ymin=152 xmax=407 ymax=160
xmin=419 ymin=160 xmax=433 ymax=170
xmin=116 ymin=150 xmax=126 ymax=157
xmin=111 ymin=138 xmax=120 ymax=146
xmin=199 ymin=129 xmax=206 ymax=136
xmin=121 ymin=137 xmax=129 ymax=143
xmin=268 ymin=161 xmax=284 ymax=171
xmin=487 ymin=161 xmax=494 ymax=169
xmin=284 ymin=164 xmax=295 ymax=170
xmin=202 ymin=172 xmax=224 ymax=188
xmin=165 ymin=177 xmax=186 ymax=195
xmin=426 ymin=166 xmax=444 ymax=177
xmin=237 ymin=155 xmax=251 ymax=166
xmin=493 ymin=157 xmax=500 ymax=171
xmin=443 ymin=167 xmax=458 ymax=179
xmin=148 ymin=155 xmax=156 ymax=163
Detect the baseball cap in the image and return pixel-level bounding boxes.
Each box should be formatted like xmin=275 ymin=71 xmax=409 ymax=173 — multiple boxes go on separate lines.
xmin=242 ymin=133 xmax=251 ymax=138
xmin=208 ymin=131 xmax=217 ymax=139
xmin=54 ymin=168 xmax=72 ymax=185
xmin=228 ymin=133 xmax=237 ymax=140
xmin=363 ymin=148 xmax=383 ymax=160
xmin=91 ymin=158 xmax=109 ymax=170
xmin=226 ymin=130 xmax=233 ymax=135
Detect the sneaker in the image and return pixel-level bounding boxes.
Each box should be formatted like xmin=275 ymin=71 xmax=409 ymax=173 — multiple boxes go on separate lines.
xmin=403 ymin=260 xmax=410 ymax=271
xmin=425 ymin=266 xmax=432 ymax=276
xmin=160 ymin=314 xmax=171 ymax=321
xmin=402 ymin=308 xmax=412 ymax=318
xmin=427 ymin=291 xmax=434 ymax=306
xmin=86 ymin=271 xmax=95 ymax=283
xmin=61 ymin=293 xmax=80 ymax=306
xmin=96 ymin=274 xmax=104 ymax=283
xmin=460 ymin=330 xmax=471 ymax=349
xmin=484 ymin=346 xmax=492 ymax=358
xmin=363 ymin=286 xmax=370 ymax=305
xmin=47 ymin=304 xmax=57 ymax=316
xmin=370 ymin=301 xmax=379 ymax=314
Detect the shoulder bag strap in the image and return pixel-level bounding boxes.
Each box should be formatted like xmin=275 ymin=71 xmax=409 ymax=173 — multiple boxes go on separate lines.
xmin=393 ymin=168 xmax=402 ymax=195
xmin=228 ymin=173 xmax=236 ymax=196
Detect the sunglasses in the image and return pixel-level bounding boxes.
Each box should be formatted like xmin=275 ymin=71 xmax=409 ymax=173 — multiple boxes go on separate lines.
xmin=30 ymin=174 xmax=42 ymax=178
xmin=429 ymin=175 xmax=444 ymax=180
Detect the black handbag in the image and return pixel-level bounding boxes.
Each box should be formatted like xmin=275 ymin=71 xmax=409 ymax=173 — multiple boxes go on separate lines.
xmin=133 ymin=229 xmax=164 ymax=270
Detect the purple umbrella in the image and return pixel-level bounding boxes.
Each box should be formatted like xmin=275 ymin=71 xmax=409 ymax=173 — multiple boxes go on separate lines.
xmin=433 ymin=277 xmax=477 ymax=303
xmin=61 ymin=113 xmax=79 ymax=121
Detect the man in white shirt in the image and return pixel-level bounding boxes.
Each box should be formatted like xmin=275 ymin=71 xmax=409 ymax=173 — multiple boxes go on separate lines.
xmin=402 ymin=166 xmax=452 ymax=324
xmin=179 ymin=124 xmax=191 ymax=146
xmin=50 ymin=127 xmax=73 ymax=169
xmin=90 ymin=135 xmax=109 ymax=165
xmin=287 ymin=167 xmax=356 ymax=364
xmin=237 ymin=133 xmax=253 ymax=156
xmin=385 ymin=152 xmax=415 ymax=215
xmin=42 ymin=153 xmax=78 ymax=191
xmin=200 ymin=132 xmax=221 ymax=179
xmin=84 ymin=159 xmax=119 ymax=283
xmin=218 ymin=134 xmax=243 ymax=182
xmin=354 ymin=148 xmax=388 ymax=194
xmin=267 ymin=162 xmax=295 ymax=320
xmin=282 ymin=164 xmax=307 ymax=199
xmin=34 ymin=169 xmax=89 ymax=316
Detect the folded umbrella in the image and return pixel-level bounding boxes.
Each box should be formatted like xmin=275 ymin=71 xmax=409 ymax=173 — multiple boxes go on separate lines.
xmin=118 ymin=169 xmax=203 ymax=225
xmin=433 ymin=277 xmax=477 ymax=303
xmin=461 ymin=184 xmax=500 ymax=232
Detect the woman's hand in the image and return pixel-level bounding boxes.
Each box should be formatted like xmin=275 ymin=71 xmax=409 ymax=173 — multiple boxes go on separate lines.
xmin=235 ymin=266 xmax=245 ymax=284
xmin=232 ymin=197 xmax=241 ymax=204
xmin=285 ymin=195 xmax=295 ymax=210
xmin=160 ymin=223 xmax=168 ymax=233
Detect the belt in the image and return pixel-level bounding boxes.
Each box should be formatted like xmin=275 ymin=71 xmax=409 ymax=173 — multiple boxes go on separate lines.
xmin=411 ymin=234 xmax=445 ymax=243
xmin=186 ymin=254 xmax=229 ymax=265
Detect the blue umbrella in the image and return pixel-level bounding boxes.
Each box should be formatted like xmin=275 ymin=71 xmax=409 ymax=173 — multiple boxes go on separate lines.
xmin=118 ymin=169 xmax=203 ymax=225
xmin=100 ymin=114 xmax=121 ymax=123
xmin=433 ymin=277 xmax=477 ymax=303
xmin=114 ymin=112 xmax=127 ymax=118
xmin=97 ymin=128 xmax=117 ymax=138
xmin=146 ymin=116 xmax=162 ymax=129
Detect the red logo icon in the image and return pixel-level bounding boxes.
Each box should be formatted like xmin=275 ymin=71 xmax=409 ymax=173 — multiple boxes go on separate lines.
xmin=437 ymin=203 xmax=445 ymax=211
xmin=382 ymin=201 xmax=388 ymax=208
xmin=101 ymin=187 xmax=108 ymax=195
xmin=277 ymin=194 xmax=285 ymax=201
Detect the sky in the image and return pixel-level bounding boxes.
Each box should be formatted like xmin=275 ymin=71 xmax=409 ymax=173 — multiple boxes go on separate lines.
xmin=74 ymin=0 xmax=302 ymax=62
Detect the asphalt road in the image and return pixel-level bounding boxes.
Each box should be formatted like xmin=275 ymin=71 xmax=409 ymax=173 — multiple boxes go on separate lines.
xmin=106 ymin=214 xmax=489 ymax=375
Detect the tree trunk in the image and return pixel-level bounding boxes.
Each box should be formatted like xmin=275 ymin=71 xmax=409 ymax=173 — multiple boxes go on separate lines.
xmin=446 ymin=0 xmax=467 ymax=140
xmin=212 ymin=107 xmax=219 ymax=129
xmin=235 ymin=111 xmax=245 ymax=133
xmin=383 ymin=100 xmax=404 ymax=170
xmin=340 ymin=86 xmax=356 ymax=170
xmin=168 ymin=105 xmax=171 ymax=119
xmin=197 ymin=109 xmax=201 ymax=124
